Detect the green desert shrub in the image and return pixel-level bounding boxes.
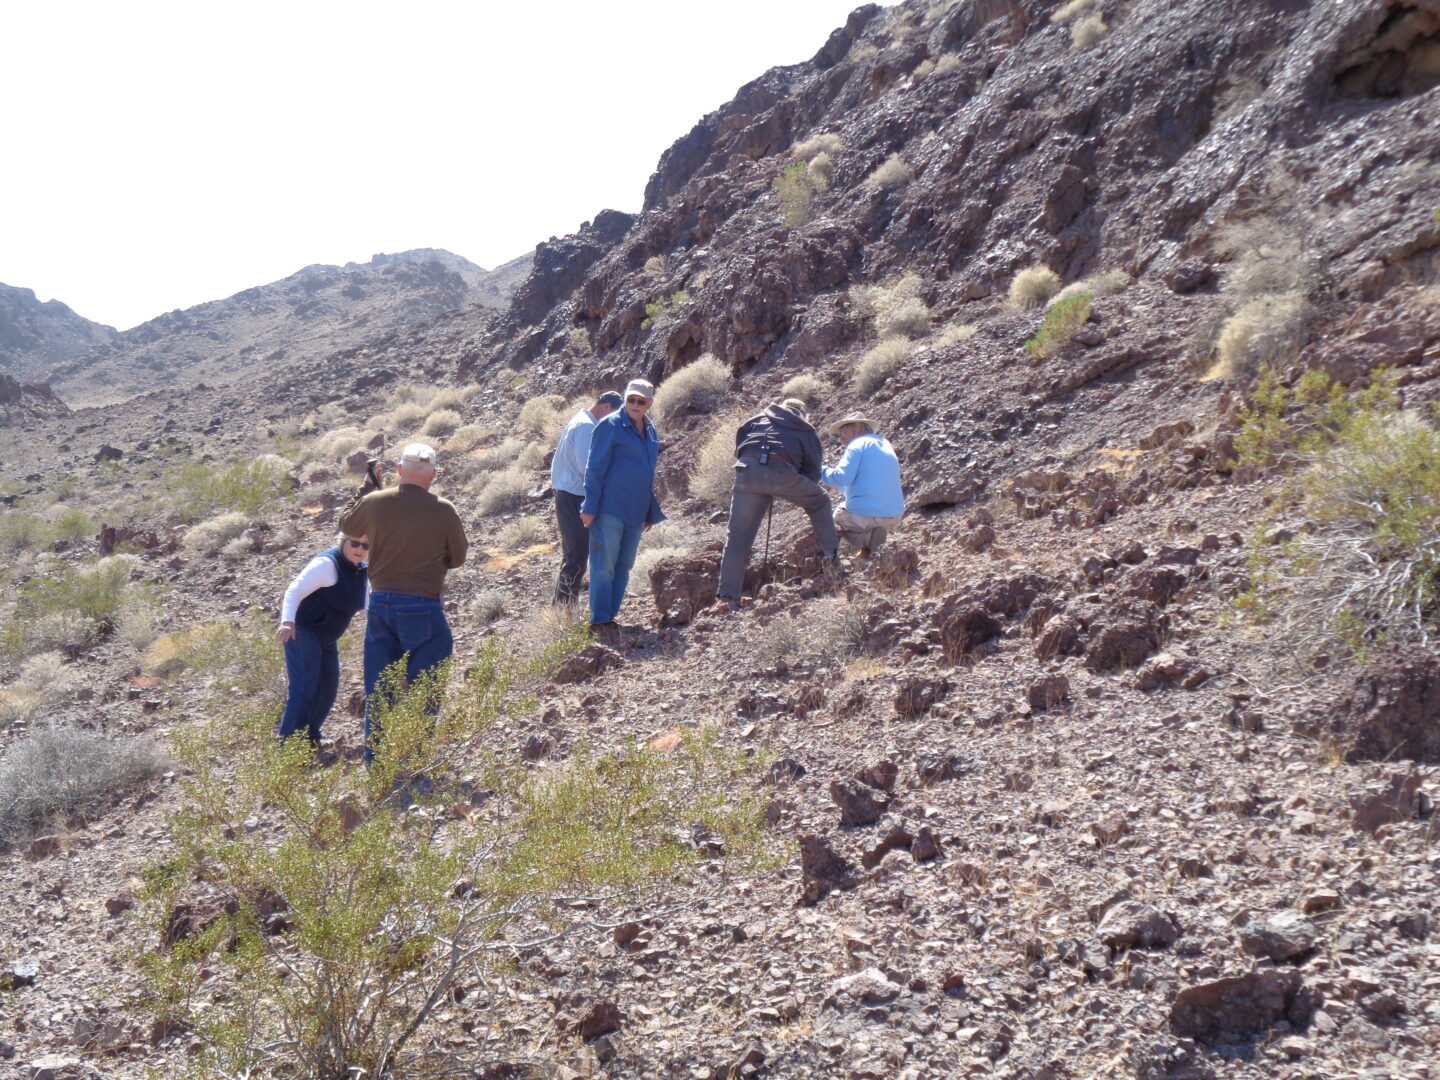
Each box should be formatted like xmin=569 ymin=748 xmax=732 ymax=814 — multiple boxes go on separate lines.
xmin=1026 ymin=293 xmax=1093 ymax=359
xmin=1008 ymin=265 xmax=1062 ymax=311
xmin=0 ymin=726 xmax=168 ymax=845
xmin=169 ymin=457 xmax=290 ymax=521
xmin=856 ymin=337 xmax=914 ymax=395
xmin=654 ymin=354 xmax=729 ymax=425
xmin=134 ymin=650 xmax=770 ymax=1080
xmin=774 ymin=161 xmax=825 ymax=226
xmin=4 ymin=555 xmax=144 ymax=657
xmin=642 ymin=289 xmax=690 ymax=330
xmin=0 ymin=512 xmax=51 ymax=554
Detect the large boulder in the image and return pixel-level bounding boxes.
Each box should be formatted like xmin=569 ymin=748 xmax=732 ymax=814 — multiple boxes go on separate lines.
xmin=1328 ymin=645 xmax=1440 ymax=763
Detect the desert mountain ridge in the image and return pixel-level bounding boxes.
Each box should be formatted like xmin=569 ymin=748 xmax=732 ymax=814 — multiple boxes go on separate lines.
xmin=1 ymin=1 xmax=1439 ymax=1078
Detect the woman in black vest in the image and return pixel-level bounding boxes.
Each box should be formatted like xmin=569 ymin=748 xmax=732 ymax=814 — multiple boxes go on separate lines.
xmin=275 ymin=534 xmax=369 ymax=744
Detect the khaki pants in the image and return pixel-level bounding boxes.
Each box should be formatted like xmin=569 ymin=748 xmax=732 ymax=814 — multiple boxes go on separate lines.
xmin=835 ymin=508 xmax=902 ymax=552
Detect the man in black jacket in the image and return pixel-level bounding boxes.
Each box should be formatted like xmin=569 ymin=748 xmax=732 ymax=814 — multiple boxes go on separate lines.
xmin=716 ymin=398 xmax=839 ymax=606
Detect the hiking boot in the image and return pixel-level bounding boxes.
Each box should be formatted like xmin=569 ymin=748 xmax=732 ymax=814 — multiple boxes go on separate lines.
xmin=857 ymin=547 xmax=872 ymax=559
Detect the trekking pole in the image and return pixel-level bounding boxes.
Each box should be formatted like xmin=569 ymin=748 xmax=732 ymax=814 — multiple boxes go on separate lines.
xmin=762 ymin=501 xmax=773 ymax=589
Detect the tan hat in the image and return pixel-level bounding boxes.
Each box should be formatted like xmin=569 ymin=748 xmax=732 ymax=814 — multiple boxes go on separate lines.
xmin=624 ymin=378 xmax=656 ymax=401
xmin=828 ymin=414 xmax=879 ymax=437
xmin=399 ymin=442 xmax=438 ymax=465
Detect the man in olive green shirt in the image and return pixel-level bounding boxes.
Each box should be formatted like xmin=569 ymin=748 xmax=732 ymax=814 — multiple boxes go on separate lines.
xmin=339 ymin=442 xmax=468 ymax=760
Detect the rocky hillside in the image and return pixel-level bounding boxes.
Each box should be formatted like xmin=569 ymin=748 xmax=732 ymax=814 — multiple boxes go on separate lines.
xmin=0 ymin=284 xmax=115 ymax=382
xmin=46 ymin=249 xmax=531 ymax=407
xmin=1 ymin=1 xmax=1439 ymax=1079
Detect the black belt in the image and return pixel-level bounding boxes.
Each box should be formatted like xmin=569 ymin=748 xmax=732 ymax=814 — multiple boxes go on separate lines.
xmin=739 ymin=452 xmax=796 ymax=468
xmin=373 ymin=589 xmax=444 ymax=600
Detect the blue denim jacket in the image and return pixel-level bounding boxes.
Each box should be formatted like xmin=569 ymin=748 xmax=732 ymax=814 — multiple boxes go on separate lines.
xmin=582 ymin=409 xmax=665 ymax=526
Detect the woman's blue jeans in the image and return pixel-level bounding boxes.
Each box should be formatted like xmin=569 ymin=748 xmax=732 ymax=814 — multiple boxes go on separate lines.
xmin=362 ymin=591 xmax=453 ymax=761
xmin=278 ymin=627 xmax=340 ymax=744
xmin=588 ymin=512 xmax=644 ymax=624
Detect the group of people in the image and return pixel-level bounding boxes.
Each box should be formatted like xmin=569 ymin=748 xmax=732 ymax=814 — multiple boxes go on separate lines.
xmin=273 ymin=379 xmax=904 ymax=755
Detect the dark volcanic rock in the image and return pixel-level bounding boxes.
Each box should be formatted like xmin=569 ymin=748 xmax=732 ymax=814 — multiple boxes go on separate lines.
xmin=1170 ymin=970 xmax=1311 ymax=1042
xmin=1241 ymin=911 xmax=1319 ymax=962
xmin=829 ymin=777 xmax=891 ymax=826
xmin=1083 ymin=599 xmax=1164 ymax=673
xmin=1330 ymin=645 xmax=1440 ymax=762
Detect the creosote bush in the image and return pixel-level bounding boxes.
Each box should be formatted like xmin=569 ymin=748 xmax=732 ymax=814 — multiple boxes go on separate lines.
xmin=1235 ymin=367 xmax=1440 ymax=652
xmin=1008 ymin=265 xmax=1062 ymax=311
xmin=1026 ymin=293 xmax=1093 ymax=359
xmin=136 ymin=643 xmax=771 ymax=1080
xmin=773 ymin=161 xmax=827 ymax=226
xmin=865 ymin=152 xmax=913 ymax=192
xmin=642 ymin=289 xmax=690 ymax=330
xmin=653 ymin=354 xmax=730 ymax=425
xmin=169 ymin=457 xmax=291 ymax=521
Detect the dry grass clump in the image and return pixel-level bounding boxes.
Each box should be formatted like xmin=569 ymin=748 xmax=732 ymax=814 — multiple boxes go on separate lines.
xmin=472 ymin=589 xmax=508 ymax=623
xmin=387 ymin=401 xmax=429 ymax=428
xmin=856 ymin=337 xmax=914 ymax=395
xmin=780 ymin=373 xmax=832 ymax=406
xmin=877 ymin=297 xmax=931 ymax=340
xmin=934 ymin=323 xmax=979 ymax=347
xmin=115 ymin=595 xmax=162 ymax=652
xmin=1051 ymin=269 xmax=1130 ymax=306
xmin=313 ymin=426 xmax=370 ymax=463
xmin=1051 ymin=0 xmax=1096 ymax=23
xmin=0 ymin=513 xmax=50 ymax=555
xmin=466 ymin=437 xmax=529 ymax=473
xmin=426 ymin=384 xmax=480 ymax=413
xmin=632 ymin=545 xmax=689 ymax=587
xmin=475 ymin=468 xmax=533 ymax=517
xmin=1205 ymin=293 xmax=1309 ymax=381
xmin=182 ymin=511 xmax=251 ymax=554
xmin=654 ymin=354 xmax=730 ymax=425
xmin=1071 ymin=15 xmax=1109 ymax=49
xmin=933 ymin=53 xmax=962 ymax=76
xmin=865 ymin=153 xmax=914 ymax=192
xmin=793 ymin=132 xmax=843 ymax=160
xmin=912 ymin=58 xmax=936 ymax=80
xmin=1007 ymin=265 xmax=1062 ymax=311
xmin=644 ymin=255 xmax=668 ymax=276
xmin=518 ymin=393 xmax=568 ymax=438
xmin=498 ymin=516 xmax=549 ymax=549
xmin=0 ymin=653 xmax=84 ymax=728
xmin=689 ymin=413 xmax=745 ymax=509
xmin=421 ymin=409 xmax=463 ymax=438
xmin=853 ymin=273 xmax=931 ymax=340
xmin=446 ymin=424 xmax=492 ymax=454
xmin=0 ymin=726 xmax=169 ymax=845
xmin=808 ymin=151 xmax=835 ymax=188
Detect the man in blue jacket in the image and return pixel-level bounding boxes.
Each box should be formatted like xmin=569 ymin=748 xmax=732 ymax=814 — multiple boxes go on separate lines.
xmin=823 ymin=414 xmax=905 ymax=557
xmin=580 ymin=378 xmax=665 ymax=630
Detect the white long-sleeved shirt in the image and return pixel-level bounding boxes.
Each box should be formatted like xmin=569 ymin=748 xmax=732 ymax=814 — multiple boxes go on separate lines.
xmin=550 ymin=408 xmax=599 ymax=497
xmin=280 ymin=555 xmax=370 ymax=624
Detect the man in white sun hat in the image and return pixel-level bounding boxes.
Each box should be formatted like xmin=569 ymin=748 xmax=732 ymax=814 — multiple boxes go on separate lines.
xmin=339 ymin=442 xmax=468 ymax=760
xmin=823 ymin=414 xmax=904 ymax=557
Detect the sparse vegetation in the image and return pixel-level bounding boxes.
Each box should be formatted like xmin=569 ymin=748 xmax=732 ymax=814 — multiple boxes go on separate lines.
xmin=780 ymin=372 xmax=832 ymax=405
xmin=792 ymin=132 xmax=843 ymax=160
xmin=689 ymin=413 xmax=745 ymax=509
xmin=0 ymin=652 xmax=84 ymax=728
xmin=1026 ymin=293 xmax=1093 ymax=359
xmin=642 ymin=289 xmax=691 ymax=330
xmin=1007 ymin=265 xmax=1062 ymax=311
xmin=2 ymin=555 xmax=148 ymax=658
xmin=497 ymin=515 xmax=548 ymax=549
xmin=518 ymin=393 xmax=567 ymax=438
xmin=1050 ymin=269 xmax=1130 ymax=306
xmin=445 ymin=423 xmax=492 ymax=453
xmin=933 ymin=53 xmax=962 ymax=76
xmin=653 ymin=354 xmax=730 ymax=425
xmin=472 ymin=588 xmax=508 ymax=623
xmin=135 ymin=650 xmax=771 ymax=1080
xmin=420 ymin=408 xmax=462 ymax=438
xmin=181 ymin=511 xmax=251 ymax=554
xmin=644 ymin=254 xmax=669 ymax=276
xmin=168 ymin=457 xmax=291 ymax=521
xmin=934 ymin=322 xmax=979 ymax=347
xmin=475 ymin=467 xmax=534 ymax=516
xmin=856 ymin=337 xmax=914 ymax=395
xmin=774 ymin=160 xmax=828 ymax=226
xmin=0 ymin=726 xmax=168 ymax=846
xmin=1050 ymin=0 xmax=1096 ymax=22
xmin=1205 ymin=292 xmax=1309 ymax=381
xmin=1071 ymin=14 xmax=1109 ymax=48
xmin=865 ymin=152 xmax=913 ymax=192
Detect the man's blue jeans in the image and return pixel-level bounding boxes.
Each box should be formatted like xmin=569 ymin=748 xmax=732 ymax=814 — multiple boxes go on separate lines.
xmin=278 ymin=627 xmax=340 ymax=744
xmin=588 ymin=513 xmax=644 ymax=624
xmin=363 ymin=591 xmax=453 ymax=760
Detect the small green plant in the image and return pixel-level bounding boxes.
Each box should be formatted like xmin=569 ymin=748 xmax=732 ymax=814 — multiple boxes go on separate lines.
xmin=136 ymin=646 xmax=771 ymax=1079
xmin=3 ymin=555 xmax=147 ymax=658
xmin=52 ymin=507 xmax=96 ymax=544
xmin=168 ymin=457 xmax=291 ymax=522
xmin=1026 ymin=293 xmax=1092 ymax=359
xmin=0 ymin=512 xmax=51 ymax=554
xmin=773 ymin=160 xmax=828 ymax=226
xmin=641 ymin=290 xmax=691 ymax=330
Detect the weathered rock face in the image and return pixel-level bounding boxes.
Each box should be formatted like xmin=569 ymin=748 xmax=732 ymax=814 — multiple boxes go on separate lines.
xmin=0 ymin=283 xmax=115 ymax=382
xmin=1170 ymin=969 xmax=1312 ymax=1042
xmin=0 ymin=371 xmax=70 ymax=427
xmin=1330 ymin=645 xmax=1440 ymax=762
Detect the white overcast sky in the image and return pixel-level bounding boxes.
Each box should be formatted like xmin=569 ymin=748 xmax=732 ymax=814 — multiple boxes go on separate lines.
xmin=1 ymin=0 xmax=878 ymax=331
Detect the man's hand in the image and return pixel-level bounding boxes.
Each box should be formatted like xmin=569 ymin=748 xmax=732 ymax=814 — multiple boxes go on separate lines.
xmin=366 ymin=460 xmax=385 ymax=487
xmin=642 ymin=522 xmax=652 ymax=532
xmin=580 ymin=512 xmax=595 ymax=528
xmin=276 ymin=623 xmax=296 ymax=643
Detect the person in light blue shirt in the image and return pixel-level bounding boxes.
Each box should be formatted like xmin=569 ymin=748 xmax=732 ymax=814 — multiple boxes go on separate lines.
xmin=550 ymin=390 xmax=623 ymax=603
xmin=822 ymin=414 xmax=904 ymax=557
xmin=580 ymin=378 xmax=666 ymax=629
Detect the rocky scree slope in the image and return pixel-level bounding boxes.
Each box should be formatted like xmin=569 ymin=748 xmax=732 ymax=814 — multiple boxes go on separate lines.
xmin=2 ymin=0 xmax=1440 ymax=1078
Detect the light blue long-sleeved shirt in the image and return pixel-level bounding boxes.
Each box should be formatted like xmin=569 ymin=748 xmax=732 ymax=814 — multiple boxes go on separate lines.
xmin=550 ymin=408 xmax=600 ymax=497
xmin=822 ymin=433 xmax=904 ymax=518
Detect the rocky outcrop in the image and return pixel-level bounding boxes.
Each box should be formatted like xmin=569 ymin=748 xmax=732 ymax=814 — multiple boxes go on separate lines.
xmin=0 ymin=283 xmax=114 ymax=382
